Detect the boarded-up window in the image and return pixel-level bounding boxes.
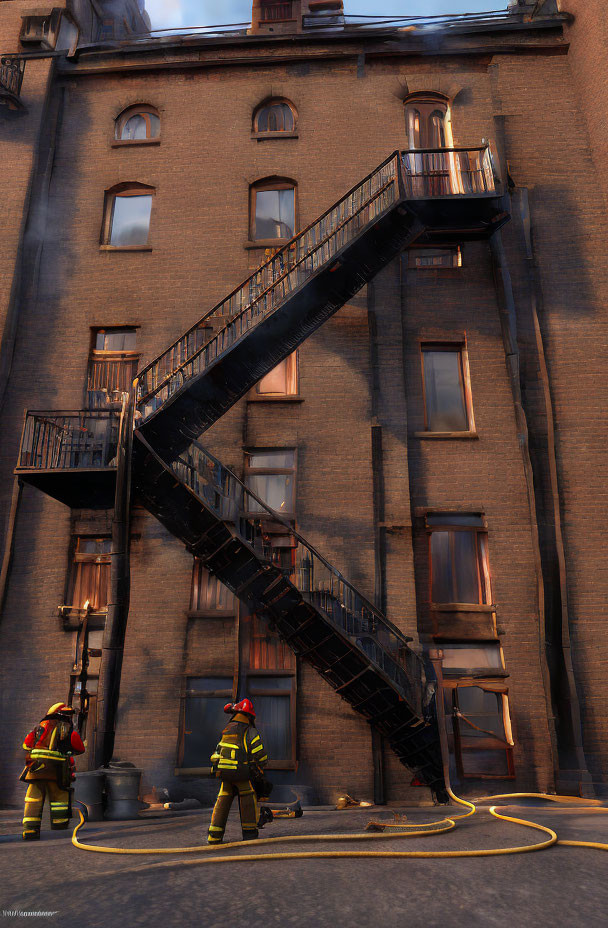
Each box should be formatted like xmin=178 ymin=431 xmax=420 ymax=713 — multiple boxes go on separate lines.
xmin=67 ymin=538 xmax=111 ymax=613
xmin=190 ymin=560 xmax=235 ymax=613
xmin=421 ymin=345 xmax=472 ymax=433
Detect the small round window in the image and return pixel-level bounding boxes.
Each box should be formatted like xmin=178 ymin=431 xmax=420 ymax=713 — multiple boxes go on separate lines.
xmin=115 ymin=106 xmax=160 ymax=142
xmin=254 ymin=100 xmax=296 ymax=134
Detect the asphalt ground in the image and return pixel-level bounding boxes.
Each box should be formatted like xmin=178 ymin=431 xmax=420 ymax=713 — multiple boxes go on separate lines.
xmin=1 ymin=802 xmax=607 ymax=928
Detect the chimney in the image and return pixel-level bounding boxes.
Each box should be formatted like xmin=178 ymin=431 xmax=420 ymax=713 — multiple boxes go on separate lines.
xmin=250 ymin=1 xmax=302 ymax=35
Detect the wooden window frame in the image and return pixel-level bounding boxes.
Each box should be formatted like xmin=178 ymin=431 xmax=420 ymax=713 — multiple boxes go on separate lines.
xmin=248 ymin=352 xmax=301 ymax=401
xmin=249 ymin=178 xmax=297 ymax=247
xmin=189 ymin=558 xmax=237 ymax=618
xmin=426 ymin=515 xmax=492 ymax=610
xmin=87 ymin=327 xmax=139 ymax=408
xmin=252 ymin=98 xmax=298 ymax=140
xmin=100 ymin=183 xmax=155 ymax=251
xmin=407 ymin=245 xmax=462 ymax=270
xmin=443 ymin=681 xmax=515 ymax=780
xmin=418 ymin=341 xmax=476 ymax=438
xmin=404 ymin=92 xmax=451 ymax=150
xmin=62 ymin=536 xmax=111 ymax=621
xmin=243 ymin=448 xmax=297 ymax=519
xmin=113 ymin=105 xmax=161 ymax=146
xmin=247 ymin=669 xmax=297 ymax=769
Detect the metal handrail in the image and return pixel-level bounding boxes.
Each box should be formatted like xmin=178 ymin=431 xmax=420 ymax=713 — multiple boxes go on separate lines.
xmin=169 ymin=438 xmax=425 ymax=710
xmin=135 ymin=150 xmax=401 ymax=391
xmin=16 ymin=409 xmax=120 ymax=471
xmin=136 ymin=177 xmax=397 ymax=405
xmin=136 ymin=146 xmax=497 ymax=418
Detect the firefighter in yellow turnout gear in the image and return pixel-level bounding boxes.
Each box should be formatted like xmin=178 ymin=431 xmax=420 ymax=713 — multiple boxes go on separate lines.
xmin=20 ymin=703 xmax=85 ymax=840
xmin=208 ymin=698 xmax=268 ymax=844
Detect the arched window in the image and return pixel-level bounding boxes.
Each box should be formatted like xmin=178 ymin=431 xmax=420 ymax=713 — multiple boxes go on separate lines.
xmin=101 ymin=182 xmax=155 ymax=249
xmin=404 ymin=93 xmax=450 ymax=150
xmin=403 ymin=93 xmax=457 ymax=197
xmin=250 ymin=177 xmax=296 ymax=242
xmin=253 ymin=99 xmax=297 ymax=136
xmin=114 ymin=105 xmax=160 ymax=143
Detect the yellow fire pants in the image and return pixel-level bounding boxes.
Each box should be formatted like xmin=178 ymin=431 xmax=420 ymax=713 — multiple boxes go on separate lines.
xmin=208 ymin=780 xmax=259 ymax=844
xmin=22 ymin=780 xmax=71 ymax=839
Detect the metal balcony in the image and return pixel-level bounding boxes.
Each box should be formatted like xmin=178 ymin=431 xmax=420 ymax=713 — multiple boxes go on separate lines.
xmin=0 ymin=57 xmax=25 ymax=111
xmin=14 ymin=410 xmax=119 ymax=508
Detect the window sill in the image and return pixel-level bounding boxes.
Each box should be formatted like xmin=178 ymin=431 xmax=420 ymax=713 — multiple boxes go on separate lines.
xmin=413 ymin=431 xmax=478 ymax=440
xmin=243 ymin=239 xmax=292 ymax=250
xmin=175 ymin=762 xmax=297 ymax=776
xmin=442 ymin=668 xmax=509 ymax=678
xmin=431 ymin=604 xmax=496 ymax=613
xmin=247 ymin=394 xmax=304 ymax=403
xmin=251 ymin=131 xmax=299 ymax=141
xmin=100 ymin=245 xmax=153 ymax=252
xmin=111 ymin=139 xmax=161 ymax=148
xmin=187 ymin=610 xmax=237 ymax=619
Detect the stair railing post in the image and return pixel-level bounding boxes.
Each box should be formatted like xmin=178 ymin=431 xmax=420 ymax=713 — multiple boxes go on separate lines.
xmin=93 ymin=385 xmax=135 ymax=769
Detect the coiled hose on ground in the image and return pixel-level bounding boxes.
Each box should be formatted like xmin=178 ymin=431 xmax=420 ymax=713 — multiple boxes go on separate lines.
xmin=71 ymin=787 xmax=608 ymax=868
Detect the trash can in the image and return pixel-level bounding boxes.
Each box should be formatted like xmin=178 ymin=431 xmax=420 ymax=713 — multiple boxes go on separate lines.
xmin=104 ymin=766 xmax=143 ymax=820
xmin=73 ymin=770 xmax=105 ymax=822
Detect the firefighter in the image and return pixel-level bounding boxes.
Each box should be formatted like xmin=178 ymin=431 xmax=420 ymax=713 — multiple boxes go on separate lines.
xmin=208 ymin=698 xmax=268 ymax=844
xmin=20 ymin=702 xmax=85 ymax=840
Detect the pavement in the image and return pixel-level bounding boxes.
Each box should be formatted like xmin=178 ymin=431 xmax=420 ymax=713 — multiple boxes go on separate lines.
xmin=1 ymin=801 xmax=607 ymax=928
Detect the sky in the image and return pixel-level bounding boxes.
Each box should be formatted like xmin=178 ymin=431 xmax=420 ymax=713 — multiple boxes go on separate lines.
xmin=144 ymin=1 xmax=506 ymax=32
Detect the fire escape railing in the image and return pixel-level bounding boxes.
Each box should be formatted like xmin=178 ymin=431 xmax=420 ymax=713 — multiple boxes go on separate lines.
xmin=0 ymin=56 xmax=25 ymax=103
xmin=135 ymin=146 xmax=496 ymax=420
xmin=136 ymin=152 xmax=403 ymax=415
xmin=15 ymin=410 xmax=120 ymax=471
xmin=170 ymin=439 xmax=426 ymax=715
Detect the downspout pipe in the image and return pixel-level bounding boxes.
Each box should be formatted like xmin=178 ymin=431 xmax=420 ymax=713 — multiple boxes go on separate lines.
xmin=94 ymin=388 xmax=134 ymax=769
xmin=489 ymin=229 xmax=561 ymax=789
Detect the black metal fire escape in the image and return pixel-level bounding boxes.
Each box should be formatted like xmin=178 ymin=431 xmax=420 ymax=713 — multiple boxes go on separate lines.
xmin=15 ymin=147 xmax=508 ymax=800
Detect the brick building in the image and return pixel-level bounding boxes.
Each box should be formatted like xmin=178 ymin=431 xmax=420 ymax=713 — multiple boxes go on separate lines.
xmin=0 ymin=0 xmax=607 ymax=808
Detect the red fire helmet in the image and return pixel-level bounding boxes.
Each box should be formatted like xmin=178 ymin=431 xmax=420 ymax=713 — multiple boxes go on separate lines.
xmin=224 ymin=698 xmax=256 ymax=719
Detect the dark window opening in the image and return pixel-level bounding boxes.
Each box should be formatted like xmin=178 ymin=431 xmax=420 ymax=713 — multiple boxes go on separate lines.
xmin=421 ymin=344 xmax=472 ymax=433
xmin=255 ymin=100 xmax=296 ymax=134
xmin=428 ymin=514 xmax=491 ymax=605
xmin=408 ymin=247 xmax=461 ymax=269
xmin=180 ymin=677 xmax=233 ymax=769
xmin=445 ymin=684 xmax=514 ymax=779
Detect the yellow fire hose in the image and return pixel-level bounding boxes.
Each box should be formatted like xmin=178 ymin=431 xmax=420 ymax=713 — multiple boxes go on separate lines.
xmin=71 ymin=786 xmax=608 ymax=868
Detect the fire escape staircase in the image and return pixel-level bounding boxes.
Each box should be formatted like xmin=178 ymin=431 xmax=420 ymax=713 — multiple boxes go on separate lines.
xmin=15 ymin=147 xmax=509 ymax=801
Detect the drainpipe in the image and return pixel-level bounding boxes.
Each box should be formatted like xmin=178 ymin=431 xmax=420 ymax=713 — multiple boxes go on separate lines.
xmin=489 ymin=230 xmax=560 ymax=789
xmin=94 ymin=388 xmax=134 ymax=768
